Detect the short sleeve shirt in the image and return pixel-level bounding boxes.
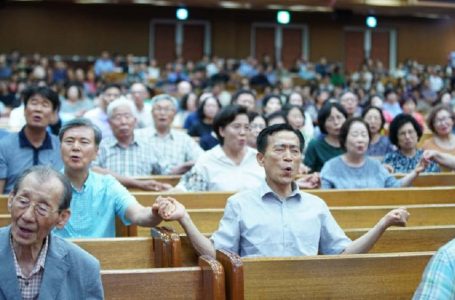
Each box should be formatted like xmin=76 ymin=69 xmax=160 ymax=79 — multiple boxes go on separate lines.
xmin=54 ymin=171 xmax=136 ymax=238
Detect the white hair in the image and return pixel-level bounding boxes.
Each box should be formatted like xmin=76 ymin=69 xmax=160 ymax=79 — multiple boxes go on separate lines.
xmin=150 ymin=94 xmax=179 ymax=110
xmin=107 ymin=97 xmax=138 ymax=118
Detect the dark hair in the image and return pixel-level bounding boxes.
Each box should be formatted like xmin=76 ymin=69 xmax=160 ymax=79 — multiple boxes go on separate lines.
xmin=388 ymin=113 xmax=423 ymax=148
xmin=213 ymin=105 xmax=248 ymax=145
xmin=362 ymin=105 xmax=386 ymax=132
xmin=317 ymin=102 xmax=348 ymax=134
xmin=231 ymin=89 xmax=256 ymax=104
xmin=426 ymin=104 xmax=454 ymax=134
xmin=262 ymin=94 xmax=282 ymax=111
xmin=197 ymin=96 xmax=221 ymax=120
xmin=58 ymin=117 xmax=103 ymax=146
xmin=265 ymin=110 xmax=286 ymax=126
xmin=180 ymin=92 xmax=198 ymax=110
xmin=339 ymin=117 xmax=371 ymax=151
xmin=12 ymin=166 xmax=72 ymax=210
xmin=256 ymin=123 xmax=304 ymax=154
xmin=23 ymin=86 xmax=60 ymax=111
xmin=247 ymin=111 xmax=260 ymax=123
xmin=400 ymin=94 xmax=417 ymax=108
xmin=283 ymin=104 xmax=305 ymax=122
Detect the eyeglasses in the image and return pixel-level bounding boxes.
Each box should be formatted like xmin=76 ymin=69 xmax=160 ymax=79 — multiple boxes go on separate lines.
xmin=111 ymin=113 xmax=134 ymax=122
xmin=13 ymin=196 xmax=59 ymax=217
xmin=398 ymin=129 xmax=417 ymax=138
xmin=326 ymin=115 xmax=345 ymax=124
xmin=434 ymin=116 xmax=453 ymax=125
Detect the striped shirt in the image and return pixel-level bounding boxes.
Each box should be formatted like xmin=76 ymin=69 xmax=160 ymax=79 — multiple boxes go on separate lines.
xmin=413 ymin=238 xmax=455 ymax=299
xmin=11 ymin=235 xmax=49 ymax=300
xmin=136 ymin=127 xmax=203 ymax=175
xmin=93 ymin=134 xmax=160 ymax=176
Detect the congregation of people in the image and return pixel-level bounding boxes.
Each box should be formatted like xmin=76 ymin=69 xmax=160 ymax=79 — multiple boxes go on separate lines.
xmin=1 ymin=50 xmax=455 ymax=299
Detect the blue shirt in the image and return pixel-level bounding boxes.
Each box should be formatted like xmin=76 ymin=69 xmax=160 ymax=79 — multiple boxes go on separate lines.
xmin=0 ymin=128 xmax=63 ymax=194
xmin=54 ymin=171 xmax=135 ymax=238
xmin=413 ymin=238 xmax=455 ymax=299
xmin=366 ymin=135 xmax=395 ymax=160
xmin=383 ymin=149 xmax=440 ymax=173
xmin=321 ymin=156 xmax=401 ymax=189
xmin=211 ymin=180 xmax=351 ymax=257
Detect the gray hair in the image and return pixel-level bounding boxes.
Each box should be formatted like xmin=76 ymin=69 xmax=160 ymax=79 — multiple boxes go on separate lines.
xmin=150 ymin=94 xmax=179 ymax=111
xmin=12 ymin=166 xmax=72 ymax=210
xmin=107 ymin=97 xmax=137 ymax=119
xmin=58 ymin=118 xmax=103 ymax=146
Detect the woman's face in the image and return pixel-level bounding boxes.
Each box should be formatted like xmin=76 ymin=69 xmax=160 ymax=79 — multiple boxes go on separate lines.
xmin=402 ymin=100 xmax=416 ymax=114
xmin=363 ymin=109 xmax=382 ymax=135
xmin=287 ymin=108 xmax=305 ymax=130
xmin=264 ymin=97 xmax=282 ymax=115
xmin=203 ymin=98 xmax=219 ymax=120
xmin=247 ymin=116 xmax=266 ymax=148
xmin=220 ymin=114 xmax=249 ymax=153
xmin=186 ymin=94 xmax=198 ymax=112
xmin=433 ymin=109 xmax=454 ymax=137
xmin=67 ymin=86 xmax=80 ymax=101
xmin=324 ymin=107 xmax=346 ymax=137
xmin=345 ymin=121 xmax=370 ymax=156
xmin=397 ymin=122 xmax=418 ymax=152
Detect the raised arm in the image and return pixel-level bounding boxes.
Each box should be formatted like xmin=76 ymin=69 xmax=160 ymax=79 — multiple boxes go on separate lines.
xmin=342 ymin=207 xmax=410 ymax=254
xmin=399 ymin=157 xmax=428 ymax=187
xmin=156 ymin=196 xmax=216 ymax=258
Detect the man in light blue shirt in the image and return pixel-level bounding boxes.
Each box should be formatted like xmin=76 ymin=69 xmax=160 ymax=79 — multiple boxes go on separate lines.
xmin=413 ymin=238 xmax=455 ymax=299
xmin=156 ymin=124 xmax=410 ymax=258
xmin=54 ymin=118 xmax=164 ymax=238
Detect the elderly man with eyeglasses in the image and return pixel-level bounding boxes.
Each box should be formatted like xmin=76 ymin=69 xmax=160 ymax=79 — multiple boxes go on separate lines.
xmin=92 ymin=98 xmax=171 ymax=191
xmin=0 ymin=166 xmax=103 ymax=299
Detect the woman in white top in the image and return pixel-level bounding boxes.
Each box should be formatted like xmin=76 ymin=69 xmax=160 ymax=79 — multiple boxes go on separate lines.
xmin=176 ymin=105 xmax=265 ymax=191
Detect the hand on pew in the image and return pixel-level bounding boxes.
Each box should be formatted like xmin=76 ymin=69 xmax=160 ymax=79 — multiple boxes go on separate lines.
xmin=137 ymin=180 xmax=172 ymax=192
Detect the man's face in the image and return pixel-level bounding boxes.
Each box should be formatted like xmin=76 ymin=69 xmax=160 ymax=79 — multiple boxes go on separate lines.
xmin=24 ymin=94 xmax=54 ymax=129
xmin=152 ymin=100 xmax=176 ymax=131
xmin=61 ymin=126 xmax=98 ymax=173
xmin=101 ymin=87 xmax=121 ymax=110
xmin=130 ymin=83 xmax=148 ymax=106
xmin=257 ymin=130 xmax=301 ymax=188
xmin=9 ymin=173 xmax=69 ymax=249
xmin=109 ymin=105 xmax=136 ymax=141
xmin=340 ymin=92 xmax=359 ymax=116
xmin=236 ymin=94 xmax=256 ymax=111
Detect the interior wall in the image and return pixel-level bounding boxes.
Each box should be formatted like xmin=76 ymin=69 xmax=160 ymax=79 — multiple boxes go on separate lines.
xmin=1 ymin=3 xmax=454 ymax=66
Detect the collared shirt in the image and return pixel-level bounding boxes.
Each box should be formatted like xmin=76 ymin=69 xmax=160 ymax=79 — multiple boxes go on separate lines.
xmin=93 ymin=134 xmax=160 ymax=176
xmin=136 ymin=127 xmax=203 ymax=175
xmin=0 ymin=127 xmax=63 ymax=194
xmin=176 ymin=145 xmax=265 ymax=192
xmin=83 ymin=107 xmax=113 ymax=139
xmin=54 ymin=171 xmax=135 ymax=238
xmin=11 ymin=235 xmax=49 ymax=300
xmin=211 ymin=180 xmax=351 ymax=257
xmin=413 ymin=238 xmax=455 ymax=299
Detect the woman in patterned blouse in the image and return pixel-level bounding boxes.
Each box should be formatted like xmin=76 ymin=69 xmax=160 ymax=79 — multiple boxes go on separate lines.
xmin=384 ymin=113 xmax=440 ymax=173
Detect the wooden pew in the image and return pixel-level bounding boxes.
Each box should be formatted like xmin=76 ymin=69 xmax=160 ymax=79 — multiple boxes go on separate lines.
xmin=101 ymin=255 xmax=226 ymax=300
xmin=2 ymin=186 xmax=455 ymax=214
xmin=241 ymin=252 xmax=433 ymax=299
xmin=130 ymin=204 xmax=455 ymax=235
xmin=130 ymin=186 xmax=455 ymax=211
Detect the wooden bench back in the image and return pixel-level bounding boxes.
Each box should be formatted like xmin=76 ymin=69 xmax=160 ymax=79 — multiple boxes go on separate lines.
xmin=101 ymin=255 xmax=226 ymax=300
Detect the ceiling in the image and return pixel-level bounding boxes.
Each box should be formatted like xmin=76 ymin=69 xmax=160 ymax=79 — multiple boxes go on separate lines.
xmin=10 ymin=0 xmax=455 ymax=18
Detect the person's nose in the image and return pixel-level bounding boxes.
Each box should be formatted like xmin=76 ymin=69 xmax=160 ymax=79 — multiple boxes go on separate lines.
xmin=21 ymin=203 xmax=37 ymax=222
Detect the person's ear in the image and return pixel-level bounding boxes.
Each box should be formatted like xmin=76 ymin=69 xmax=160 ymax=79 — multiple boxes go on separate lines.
xmin=55 ymin=210 xmax=71 ymax=229
xmin=257 ymin=152 xmax=265 ymax=167
xmin=7 ymin=192 xmax=14 ymax=213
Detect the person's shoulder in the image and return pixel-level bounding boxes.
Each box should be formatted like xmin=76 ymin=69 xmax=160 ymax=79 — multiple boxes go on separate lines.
xmin=298 ymin=190 xmax=328 ymax=207
xmin=83 ymin=107 xmax=101 ymax=118
xmin=52 ymin=234 xmax=100 ymax=267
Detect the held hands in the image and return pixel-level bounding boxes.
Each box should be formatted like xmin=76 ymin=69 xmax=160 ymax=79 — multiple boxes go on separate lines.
xmin=414 ymin=156 xmax=430 ymax=175
xmin=382 ymin=207 xmax=410 ymax=228
xmin=152 ymin=196 xmax=186 ymax=221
